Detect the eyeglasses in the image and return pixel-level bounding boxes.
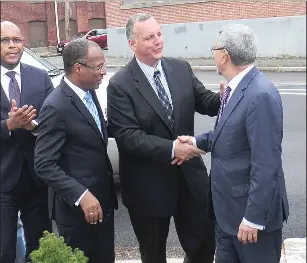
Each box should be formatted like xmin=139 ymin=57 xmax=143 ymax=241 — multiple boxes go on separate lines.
xmin=211 ymin=47 xmax=226 ymax=54
xmin=77 ymin=62 xmax=106 ymax=71
xmin=1 ymin=37 xmax=24 ymax=45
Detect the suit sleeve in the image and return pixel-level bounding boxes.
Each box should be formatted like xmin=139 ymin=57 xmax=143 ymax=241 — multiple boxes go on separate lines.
xmin=34 ymin=102 xmax=87 ymax=206
xmin=44 ymin=71 xmax=54 ymax=97
xmin=187 ymin=62 xmax=221 ymax=116
xmin=195 ymin=131 xmax=214 ymax=152
xmin=244 ymin=91 xmax=283 ymax=226
xmin=107 ymin=82 xmax=173 ymax=163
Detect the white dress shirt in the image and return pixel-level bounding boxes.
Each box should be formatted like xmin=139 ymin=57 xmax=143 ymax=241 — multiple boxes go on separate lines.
xmin=63 ymin=77 xmax=89 ymax=206
xmin=1 ymin=64 xmax=22 ymax=99
xmin=193 ymin=65 xmax=265 ymax=230
xmin=136 ymin=58 xmax=176 ymax=159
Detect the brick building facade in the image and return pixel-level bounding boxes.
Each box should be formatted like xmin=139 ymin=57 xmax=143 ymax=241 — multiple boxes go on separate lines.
xmin=105 ymin=1 xmax=306 ymax=27
xmin=1 ymin=1 xmax=106 ymax=48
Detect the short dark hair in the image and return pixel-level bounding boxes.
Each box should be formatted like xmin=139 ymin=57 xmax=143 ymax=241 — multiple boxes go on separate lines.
xmin=62 ymin=38 xmax=98 ymax=74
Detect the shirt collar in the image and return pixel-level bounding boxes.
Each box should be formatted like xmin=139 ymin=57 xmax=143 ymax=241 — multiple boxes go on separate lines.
xmin=136 ymin=57 xmax=163 ymax=77
xmin=63 ymin=76 xmax=87 ymax=101
xmin=228 ymin=64 xmax=254 ymax=91
xmin=1 ymin=63 xmax=21 ymax=77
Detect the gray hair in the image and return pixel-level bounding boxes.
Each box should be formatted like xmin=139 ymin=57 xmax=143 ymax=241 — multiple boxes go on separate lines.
xmin=126 ymin=13 xmax=153 ymax=40
xmin=216 ymin=24 xmax=258 ymax=66
xmin=62 ymin=38 xmax=99 ymax=74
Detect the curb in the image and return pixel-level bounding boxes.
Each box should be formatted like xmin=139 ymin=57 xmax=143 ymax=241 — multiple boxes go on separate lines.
xmin=106 ymin=64 xmax=306 ymax=72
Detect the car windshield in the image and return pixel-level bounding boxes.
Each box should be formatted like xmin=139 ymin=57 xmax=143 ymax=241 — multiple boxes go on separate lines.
xmin=97 ymin=29 xmax=107 ymax=35
xmin=21 ymin=48 xmax=62 ymax=76
xmin=71 ymin=32 xmax=87 ymax=39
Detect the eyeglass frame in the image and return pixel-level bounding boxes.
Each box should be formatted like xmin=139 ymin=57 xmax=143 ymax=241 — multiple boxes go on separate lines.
xmin=211 ymin=47 xmax=227 ymax=54
xmin=76 ymin=62 xmax=106 ymax=71
xmin=0 ymin=37 xmax=24 ymax=45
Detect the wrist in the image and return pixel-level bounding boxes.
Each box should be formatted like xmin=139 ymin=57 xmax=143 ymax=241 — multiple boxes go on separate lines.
xmin=6 ymin=119 xmax=14 ymax=131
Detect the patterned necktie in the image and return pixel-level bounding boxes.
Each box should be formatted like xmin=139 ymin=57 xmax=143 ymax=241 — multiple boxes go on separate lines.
xmin=153 ymin=69 xmax=174 ymax=128
xmin=84 ymin=91 xmax=102 ymax=134
xmin=6 ymin=71 xmax=21 ymax=107
xmin=218 ymin=86 xmax=232 ymax=121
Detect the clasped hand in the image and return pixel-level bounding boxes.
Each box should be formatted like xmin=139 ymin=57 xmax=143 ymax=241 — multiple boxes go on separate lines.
xmin=7 ymin=99 xmax=36 ymax=131
xmin=172 ymin=136 xmax=205 ymax=165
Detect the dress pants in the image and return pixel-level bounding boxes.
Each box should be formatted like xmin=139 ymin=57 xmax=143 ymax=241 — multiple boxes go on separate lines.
xmin=215 ymin=222 xmax=282 ymax=263
xmin=0 ymin=162 xmax=52 ymax=263
xmin=57 ymin=209 xmax=115 ymax=263
xmin=128 ymin=172 xmax=215 ymax=263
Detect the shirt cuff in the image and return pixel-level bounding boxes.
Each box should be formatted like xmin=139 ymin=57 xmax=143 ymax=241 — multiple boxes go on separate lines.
xmin=31 ymin=120 xmax=39 ymax=136
xmin=171 ymin=140 xmax=175 ymax=159
xmin=242 ymin=217 xmax=265 ymax=230
xmin=191 ymin=137 xmax=197 ymax=147
xmin=75 ymin=189 xmax=88 ymax=206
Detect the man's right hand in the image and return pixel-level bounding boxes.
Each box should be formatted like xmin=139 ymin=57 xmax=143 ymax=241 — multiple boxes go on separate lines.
xmin=172 ymin=139 xmax=204 ymax=165
xmin=79 ymin=191 xmax=103 ymax=224
xmin=7 ymin=99 xmax=36 ymax=131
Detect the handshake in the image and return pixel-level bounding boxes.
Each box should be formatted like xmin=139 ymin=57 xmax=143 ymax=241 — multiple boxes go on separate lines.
xmin=172 ymin=136 xmax=205 ymax=165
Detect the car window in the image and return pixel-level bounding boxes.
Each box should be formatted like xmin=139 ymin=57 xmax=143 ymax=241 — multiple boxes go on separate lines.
xmin=96 ymin=29 xmax=107 ymax=35
xmin=21 ymin=48 xmax=62 ymax=76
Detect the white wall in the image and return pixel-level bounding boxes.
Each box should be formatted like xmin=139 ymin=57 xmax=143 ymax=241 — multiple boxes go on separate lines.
xmin=107 ymin=16 xmax=306 ymax=58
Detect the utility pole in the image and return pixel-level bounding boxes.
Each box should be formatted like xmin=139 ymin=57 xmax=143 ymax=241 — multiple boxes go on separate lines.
xmin=65 ymin=1 xmax=70 ymax=40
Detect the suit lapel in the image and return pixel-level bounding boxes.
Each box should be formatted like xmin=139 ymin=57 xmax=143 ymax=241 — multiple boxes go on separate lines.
xmin=161 ymin=58 xmax=181 ymax=135
xmin=0 ymin=85 xmax=10 ymax=111
xmin=130 ymin=58 xmax=174 ymax=135
xmin=20 ymin=63 xmax=31 ymax=107
xmin=211 ymin=66 xmax=259 ymax=149
xmin=60 ymin=81 xmax=106 ymax=146
xmin=91 ymin=90 xmax=108 ymax=144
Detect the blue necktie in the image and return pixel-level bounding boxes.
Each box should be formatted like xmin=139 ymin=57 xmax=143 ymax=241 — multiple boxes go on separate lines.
xmin=84 ymin=92 xmax=102 ymax=134
xmin=153 ymin=69 xmax=174 ymax=129
xmin=6 ymin=71 xmax=21 ymax=107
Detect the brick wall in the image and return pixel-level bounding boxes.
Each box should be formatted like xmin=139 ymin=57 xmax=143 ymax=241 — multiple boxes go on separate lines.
xmin=105 ymin=1 xmax=306 ymax=27
xmin=0 ymin=1 xmax=106 ymax=47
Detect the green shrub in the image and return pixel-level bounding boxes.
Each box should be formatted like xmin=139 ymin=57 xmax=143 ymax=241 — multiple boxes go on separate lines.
xmin=30 ymin=231 xmax=88 ymax=263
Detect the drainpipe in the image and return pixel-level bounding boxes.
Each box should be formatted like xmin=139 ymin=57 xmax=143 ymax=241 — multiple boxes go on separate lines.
xmin=54 ymin=0 xmax=60 ymax=43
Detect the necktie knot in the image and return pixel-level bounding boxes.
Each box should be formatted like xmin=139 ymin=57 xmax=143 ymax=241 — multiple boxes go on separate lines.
xmin=154 ymin=69 xmax=161 ymax=79
xmin=84 ymin=91 xmax=92 ymax=103
xmin=6 ymin=71 xmax=16 ymax=79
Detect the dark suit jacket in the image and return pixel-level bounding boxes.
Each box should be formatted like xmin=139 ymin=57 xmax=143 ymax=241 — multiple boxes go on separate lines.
xmin=107 ymin=57 xmax=220 ymax=217
xmin=0 ymin=63 xmax=54 ymax=192
xmin=196 ymin=67 xmax=289 ymax=235
xmin=34 ymin=79 xmax=117 ymax=225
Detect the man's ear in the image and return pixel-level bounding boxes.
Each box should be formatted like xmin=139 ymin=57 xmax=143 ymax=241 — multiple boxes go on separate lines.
xmin=73 ymin=63 xmax=82 ymax=74
xmin=128 ymin=39 xmax=136 ymax=52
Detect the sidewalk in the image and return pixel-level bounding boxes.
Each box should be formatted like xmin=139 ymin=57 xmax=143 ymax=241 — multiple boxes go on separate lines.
xmin=115 ymin=238 xmax=306 ymax=263
xmin=36 ymin=48 xmax=306 ymax=72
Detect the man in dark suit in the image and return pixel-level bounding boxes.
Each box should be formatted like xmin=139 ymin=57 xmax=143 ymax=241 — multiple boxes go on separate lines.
xmin=0 ymin=21 xmax=53 ymax=263
xmin=178 ymin=24 xmax=289 ymax=263
xmin=107 ymin=13 xmax=221 ymax=263
xmin=34 ymin=39 xmax=117 ymax=263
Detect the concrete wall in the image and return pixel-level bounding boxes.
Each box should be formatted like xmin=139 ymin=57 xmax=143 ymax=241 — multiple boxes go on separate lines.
xmin=107 ymin=16 xmax=306 ymax=58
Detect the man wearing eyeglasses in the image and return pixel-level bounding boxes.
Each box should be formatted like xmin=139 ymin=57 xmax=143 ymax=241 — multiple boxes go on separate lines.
xmin=0 ymin=21 xmax=53 ymax=263
xmin=34 ymin=38 xmax=118 ymax=263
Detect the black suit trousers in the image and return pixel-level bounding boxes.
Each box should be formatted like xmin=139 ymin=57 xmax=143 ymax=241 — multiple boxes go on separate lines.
xmin=128 ymin=172 xmax=215 ymax=263
xmin=0 ymin=161 xmax=52 ymax=263
xmin=57 ymin=209 xmax=115 ymax=263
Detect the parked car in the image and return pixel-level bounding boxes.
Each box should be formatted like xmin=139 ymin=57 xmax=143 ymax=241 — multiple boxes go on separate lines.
xmin=57 ymin=29 xmax=108 ymax=54
xmin=20 ymin=48 xmax=119 ymax=180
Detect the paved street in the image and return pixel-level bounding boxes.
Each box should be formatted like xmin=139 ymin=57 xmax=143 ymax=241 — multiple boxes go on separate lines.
xmin=46 ymin=56 xmax=306 ymax=260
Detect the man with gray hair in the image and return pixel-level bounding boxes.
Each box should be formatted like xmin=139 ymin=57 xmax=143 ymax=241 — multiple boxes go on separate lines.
xmin=107 ymin=13 xmax=221 ymax=263
xmin=177 ymin=24 xmax=289 ymax=263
